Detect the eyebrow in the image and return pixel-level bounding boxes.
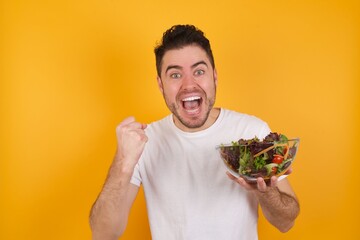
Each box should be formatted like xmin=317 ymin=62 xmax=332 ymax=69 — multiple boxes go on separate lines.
xmin=192 ymin=61 xmax=208 ymax=69
xmin=165 ymin=61 xmax=208 ymax=74
xmin=165 ymin=65 xmax=182 ymax=74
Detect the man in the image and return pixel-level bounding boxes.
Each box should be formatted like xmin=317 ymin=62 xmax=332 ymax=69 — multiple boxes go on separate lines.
xmin=89 ymin=24 xmax=300 ymax=240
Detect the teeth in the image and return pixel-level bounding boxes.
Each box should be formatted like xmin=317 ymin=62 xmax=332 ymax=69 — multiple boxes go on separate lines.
xmin=182 ymin=96 xmax=201 ymax=102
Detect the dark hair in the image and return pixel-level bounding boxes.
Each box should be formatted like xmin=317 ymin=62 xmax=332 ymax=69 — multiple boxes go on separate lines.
xmin=154 ymin=24 xmax=215 ymax=77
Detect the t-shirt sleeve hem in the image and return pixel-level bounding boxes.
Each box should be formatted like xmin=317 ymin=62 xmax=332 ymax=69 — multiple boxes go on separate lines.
xmin=130 ymin=177 xmax=141 ymax=187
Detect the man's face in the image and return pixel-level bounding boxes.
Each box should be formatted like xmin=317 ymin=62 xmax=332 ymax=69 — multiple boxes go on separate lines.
xmin=157 ymin=44 xmax=218 ymax=132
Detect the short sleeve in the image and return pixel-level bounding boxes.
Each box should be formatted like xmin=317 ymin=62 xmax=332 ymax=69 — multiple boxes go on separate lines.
xmin=258 ymin=122 xmax=271 ymax=139
xmin=130 ymin=163 xmax=141 ymax=187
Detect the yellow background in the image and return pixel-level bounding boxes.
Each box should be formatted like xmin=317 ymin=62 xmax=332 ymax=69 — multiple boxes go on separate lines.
xmin=1 ymin=0 xmax=359 ymax=239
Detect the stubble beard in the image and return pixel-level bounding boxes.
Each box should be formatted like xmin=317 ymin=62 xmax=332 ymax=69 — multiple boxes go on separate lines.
xmin=165 ymin=92 xmax=216 ymax=130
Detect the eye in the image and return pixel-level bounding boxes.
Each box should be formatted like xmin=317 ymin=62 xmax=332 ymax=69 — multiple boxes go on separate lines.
xmin=170 ymin=73 xmax=181 ymax=79
xmin=194 ymin=69 xmax=205 ymax=76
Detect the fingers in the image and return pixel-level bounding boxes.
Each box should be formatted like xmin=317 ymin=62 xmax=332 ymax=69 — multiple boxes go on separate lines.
xmin=270 ymin=176 xmax=278 ymax=187
xmin=118 ymin=116 xmax=147 ymax=129
xmin=226 ymin=171 xmax=236 ymax=180
xmin=115 ymin=116 xmax=148 ymax=145
xmin=257 ymin=178 xmax=267 ymax=192
xmin=134 ymin=128 xmax=148 ymax=142
xmin=255 ymin=176 xmax=279 ymax=192
xmin=115 ymin=117 xmax=148 ymax=163
xmin=226 ymin=171 xmax=278 ymax=193
xmin=118 ymin=116 xmax=136 ymax=127
xmin=116 ymin=117 xmax=148 ymax=139
xmin=284 ymin=167 xmax=293 ymax=175
xmin=226 ymin=172 xmax=253 ymax=191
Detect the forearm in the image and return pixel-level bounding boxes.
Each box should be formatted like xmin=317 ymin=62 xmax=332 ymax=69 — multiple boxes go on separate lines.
xmin=256 ymin=187 xmax=300 ymax=232
xmin=89 ymin=158 xmax=137 ymax=239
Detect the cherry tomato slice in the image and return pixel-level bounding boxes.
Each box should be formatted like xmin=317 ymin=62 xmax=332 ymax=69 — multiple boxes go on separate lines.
xmin=272 ymin=155 xmax=284 ymax=164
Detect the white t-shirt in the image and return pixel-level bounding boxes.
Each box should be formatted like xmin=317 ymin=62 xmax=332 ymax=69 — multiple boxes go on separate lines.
xmin=131 ymin=108 xmax=271 ymax=240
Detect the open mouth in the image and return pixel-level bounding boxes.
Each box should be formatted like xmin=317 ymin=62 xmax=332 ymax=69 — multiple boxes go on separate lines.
xmin=181 ymin=96 xmax=202 ymax=114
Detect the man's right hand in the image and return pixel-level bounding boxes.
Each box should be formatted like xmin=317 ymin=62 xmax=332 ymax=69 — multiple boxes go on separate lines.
xmin=90 ymin=116 xmax=146 ymax=239
xmin=114 ymin=116 xmax=148 ymax=168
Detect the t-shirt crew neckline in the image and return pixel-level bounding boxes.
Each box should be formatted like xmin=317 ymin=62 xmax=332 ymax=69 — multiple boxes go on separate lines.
xmin=167 ymin=108 xmax=225 ymax=138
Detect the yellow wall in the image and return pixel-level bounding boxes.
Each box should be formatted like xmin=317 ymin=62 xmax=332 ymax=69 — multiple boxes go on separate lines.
xmin=1 ymin=0 xmax=359 ymax=239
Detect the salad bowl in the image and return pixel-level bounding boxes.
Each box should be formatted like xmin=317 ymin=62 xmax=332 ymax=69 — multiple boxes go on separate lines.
xmin=217 ymin=133 xmax=300 ymax=183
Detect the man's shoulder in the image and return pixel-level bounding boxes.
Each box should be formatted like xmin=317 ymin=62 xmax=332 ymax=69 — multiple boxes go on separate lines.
xmin=145 ymin=114 xmax=172 ymax=133
xmin=220 ymin=108 xmax=270 ymax=139
xmin=221 ymin=108 xmax=267 ymax=124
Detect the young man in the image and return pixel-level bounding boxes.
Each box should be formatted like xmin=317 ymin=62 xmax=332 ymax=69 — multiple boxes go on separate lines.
xmin=89 ymin=25 xmax=300 ymax=240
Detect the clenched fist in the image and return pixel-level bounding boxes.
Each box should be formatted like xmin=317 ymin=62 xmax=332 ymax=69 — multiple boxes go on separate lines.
xmin=115 ymin=116 xmax=148 ymax=169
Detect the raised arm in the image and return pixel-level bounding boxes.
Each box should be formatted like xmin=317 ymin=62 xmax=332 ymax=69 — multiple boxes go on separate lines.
xmin=227 ymin=173 xmax=300 ymax=233
xmin=89 ymin=117 xmax=148 ymax=240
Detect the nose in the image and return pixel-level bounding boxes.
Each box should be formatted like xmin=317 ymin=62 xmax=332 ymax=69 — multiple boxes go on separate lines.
xmin=181 ymin=73 xmax=197 ymax=90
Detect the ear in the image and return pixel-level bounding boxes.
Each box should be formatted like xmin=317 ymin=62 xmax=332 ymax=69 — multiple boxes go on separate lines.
xmin=157 ymin=76 xmax=164 ymax=94
xmin=214 ymin=68 xmax=218 ymax=86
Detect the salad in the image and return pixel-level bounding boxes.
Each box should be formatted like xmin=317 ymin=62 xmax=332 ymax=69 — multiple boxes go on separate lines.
xmin=219 ymin=132 xmax=299 ymax=180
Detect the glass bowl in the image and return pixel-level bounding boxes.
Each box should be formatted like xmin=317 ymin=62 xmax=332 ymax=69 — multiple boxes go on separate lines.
xmin=217 ymin=137 xmax=300 ymax=183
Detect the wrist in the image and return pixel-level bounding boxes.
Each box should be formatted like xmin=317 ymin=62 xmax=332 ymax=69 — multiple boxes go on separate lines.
xmin=102 ymin=155 xmax=138 ymax=190
xmin=110 ymin=157 xmax=136 ymax=176
xmin=113 ymin=150 xmax=139 ymax=170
